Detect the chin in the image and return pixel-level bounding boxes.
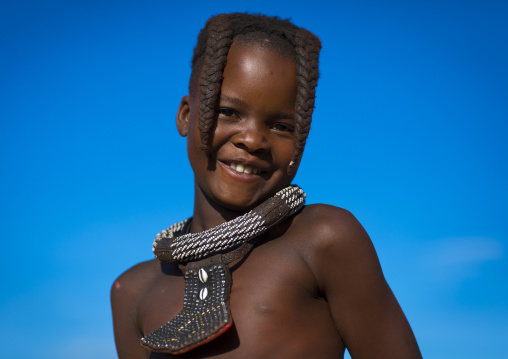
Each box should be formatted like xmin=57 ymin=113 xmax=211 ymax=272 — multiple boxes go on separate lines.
xmin=212 ymin=193 xmax=265 ymax=213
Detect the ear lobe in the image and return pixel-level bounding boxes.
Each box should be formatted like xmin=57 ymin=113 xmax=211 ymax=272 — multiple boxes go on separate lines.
xmin=176 ymin=95 xmax=191 ymax=137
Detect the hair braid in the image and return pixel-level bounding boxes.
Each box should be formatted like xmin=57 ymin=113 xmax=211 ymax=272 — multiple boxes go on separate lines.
xmin=288 ymin=28 xmax=321 ymax=175
xmin=197 ymin=15 xmax=234 ymax=151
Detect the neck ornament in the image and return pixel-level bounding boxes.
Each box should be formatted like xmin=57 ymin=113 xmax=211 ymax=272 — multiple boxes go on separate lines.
xmin=140 ymin=185 xmax=305 ymax=354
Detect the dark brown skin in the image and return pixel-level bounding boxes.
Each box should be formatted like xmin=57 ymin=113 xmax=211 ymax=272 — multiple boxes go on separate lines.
xmin=111 ymin=43 xmax=422 ymax=359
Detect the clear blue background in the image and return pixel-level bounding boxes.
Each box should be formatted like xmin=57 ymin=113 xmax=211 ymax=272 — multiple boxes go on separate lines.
xmin=1 ymin=1 xmax=507 ymax=358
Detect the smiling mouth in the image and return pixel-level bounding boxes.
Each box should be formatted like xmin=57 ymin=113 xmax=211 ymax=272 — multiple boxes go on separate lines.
xmin=227 ymin=162 xmax=262 ymax=175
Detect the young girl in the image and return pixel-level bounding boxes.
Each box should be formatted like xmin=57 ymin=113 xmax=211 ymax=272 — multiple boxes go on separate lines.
xmin=111 ymin=13 xmax=422 ymax=358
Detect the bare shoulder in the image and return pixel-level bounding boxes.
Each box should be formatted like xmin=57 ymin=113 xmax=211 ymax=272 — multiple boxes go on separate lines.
xmin=290 ymin=203 xmax=384 ymax=299
xmin=111 ymin=259 xmax=160 ymax=302
xmin=292 ymin=203 xmax=367 ymax=239
xmin=289 ymin=204 xmax=380 ymax=293
xmin=289 ymin=204 xmax=422 ymax=359
xmin=111 ymin=259 xmax=160 ymax=359
xmin=289 ymin=204 xmax=372 ymax=258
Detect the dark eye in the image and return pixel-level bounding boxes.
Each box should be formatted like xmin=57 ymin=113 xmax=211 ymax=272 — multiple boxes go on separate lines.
xmin=218 ymin=108 xmax=235 ymax=118
xmin=271 ymin=123 xmax=294 ymax=133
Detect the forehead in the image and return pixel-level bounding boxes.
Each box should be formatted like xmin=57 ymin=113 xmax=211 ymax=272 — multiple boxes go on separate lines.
xmin=233 ymin=31 xmax=296 ymax=59
xmin=220 ymin=43 xmax=297 ymax=107
xmin=226 ymin=41 xmax=296 ymax=70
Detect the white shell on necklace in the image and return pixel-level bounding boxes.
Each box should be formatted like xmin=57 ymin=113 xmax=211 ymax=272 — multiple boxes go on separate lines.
xmin=198 ymin=268 xmax=208 ymax=283
xmin=199 ymin=287 xmax=208 ymax=300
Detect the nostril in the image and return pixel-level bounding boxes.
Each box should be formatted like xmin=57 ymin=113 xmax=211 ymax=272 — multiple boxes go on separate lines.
xmin=235 ymin=141 xmax=269 ymax=154
xmin=232 ymin=130 xmax=269 ymax=153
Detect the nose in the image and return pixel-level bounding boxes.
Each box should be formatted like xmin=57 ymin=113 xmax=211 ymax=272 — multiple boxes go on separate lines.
xmin=231 ymin=123 xmax=270 ymax=153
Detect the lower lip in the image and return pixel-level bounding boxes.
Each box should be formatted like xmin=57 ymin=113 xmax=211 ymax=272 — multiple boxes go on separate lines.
xmin=218 ymin=161 xmax=263 ymax=183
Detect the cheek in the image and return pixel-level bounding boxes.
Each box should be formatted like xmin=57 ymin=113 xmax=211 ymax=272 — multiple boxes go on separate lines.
xmin=274 ymin=141 xmax=297 ymax=177
xmin=208 ymin=121 xmax=239 ymax=151
xmin=276 ymin=140 xmax=296 ymax=162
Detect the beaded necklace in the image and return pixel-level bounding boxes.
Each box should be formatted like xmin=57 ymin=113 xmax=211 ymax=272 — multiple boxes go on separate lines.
xmin=140 ymin=185 xmax=306 ymax=354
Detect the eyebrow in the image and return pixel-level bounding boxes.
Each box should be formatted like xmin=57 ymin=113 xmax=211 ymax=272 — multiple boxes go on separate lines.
xmin=220 ymin=94 xmax=248 ymax=107
xmin=220 ymin=94 xmax=295 ymax=120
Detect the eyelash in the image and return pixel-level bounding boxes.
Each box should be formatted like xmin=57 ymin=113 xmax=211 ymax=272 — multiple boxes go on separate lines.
xmin=271 ymin=123 xmax=294 ymax=133
xmin=217 ymin=108 xmax=236 ymax=118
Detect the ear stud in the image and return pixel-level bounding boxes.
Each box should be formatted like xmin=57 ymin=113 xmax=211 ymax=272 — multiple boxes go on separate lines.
xmin=287 ymin=161 xmax=296 ymax=175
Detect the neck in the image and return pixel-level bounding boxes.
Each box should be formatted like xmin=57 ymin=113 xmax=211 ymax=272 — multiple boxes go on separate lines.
xmin=191 ymin=181 xmax=248 ymax=233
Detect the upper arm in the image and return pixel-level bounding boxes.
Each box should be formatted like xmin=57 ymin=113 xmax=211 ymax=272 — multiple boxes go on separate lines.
xmin=111 ymin=263 xmax=152 ymax=359
xmin=302 ymin=205 xmax=422 ymax=359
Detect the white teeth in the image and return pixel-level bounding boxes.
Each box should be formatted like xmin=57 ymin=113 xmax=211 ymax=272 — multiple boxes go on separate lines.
xmin=228 ymin=163 xmax=260 ymax=175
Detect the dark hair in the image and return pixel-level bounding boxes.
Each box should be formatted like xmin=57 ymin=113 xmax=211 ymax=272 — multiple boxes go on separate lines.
xmin=190 ymin=13 xmax=321 ymax=175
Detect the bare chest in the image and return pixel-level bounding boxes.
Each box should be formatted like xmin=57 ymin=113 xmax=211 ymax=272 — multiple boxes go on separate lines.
xmin=137 ymin=241 xmax=344 ymax=358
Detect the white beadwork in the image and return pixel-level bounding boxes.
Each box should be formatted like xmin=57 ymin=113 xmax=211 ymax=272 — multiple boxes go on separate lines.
xmin=152 ymin=185 xmax=305 ymax=262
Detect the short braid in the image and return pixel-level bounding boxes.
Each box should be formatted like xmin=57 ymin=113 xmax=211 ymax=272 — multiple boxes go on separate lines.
xmin=197 ymin=15 xmax=234 ymax=151
xmin=289 ymin=28 xmax=321 ymax=175
xmin=190 ymin=13 xmax=321 ymax=170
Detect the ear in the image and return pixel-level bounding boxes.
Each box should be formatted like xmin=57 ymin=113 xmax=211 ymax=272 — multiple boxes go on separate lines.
xmin=176 ymin=95 xmax=191 ymax=137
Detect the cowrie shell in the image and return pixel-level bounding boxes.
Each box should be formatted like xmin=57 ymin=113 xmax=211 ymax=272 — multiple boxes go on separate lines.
xmin=199 ymin=287 xmax=208 ymax=300
xmin=198 ymin=268 xmax=208 ymax=283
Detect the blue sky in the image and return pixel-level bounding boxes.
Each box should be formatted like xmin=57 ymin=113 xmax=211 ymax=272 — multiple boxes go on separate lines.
xmin=1 ymin=1 xmax=507 ymax=358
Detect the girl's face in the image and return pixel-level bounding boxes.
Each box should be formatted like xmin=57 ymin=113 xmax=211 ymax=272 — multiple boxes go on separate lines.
xmin=181 ymin=42 xmax=298 ymax=212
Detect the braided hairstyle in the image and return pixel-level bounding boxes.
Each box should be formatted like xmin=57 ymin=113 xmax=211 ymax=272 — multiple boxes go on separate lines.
xmin=189 ymin=13 xmax=321 ymax=175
